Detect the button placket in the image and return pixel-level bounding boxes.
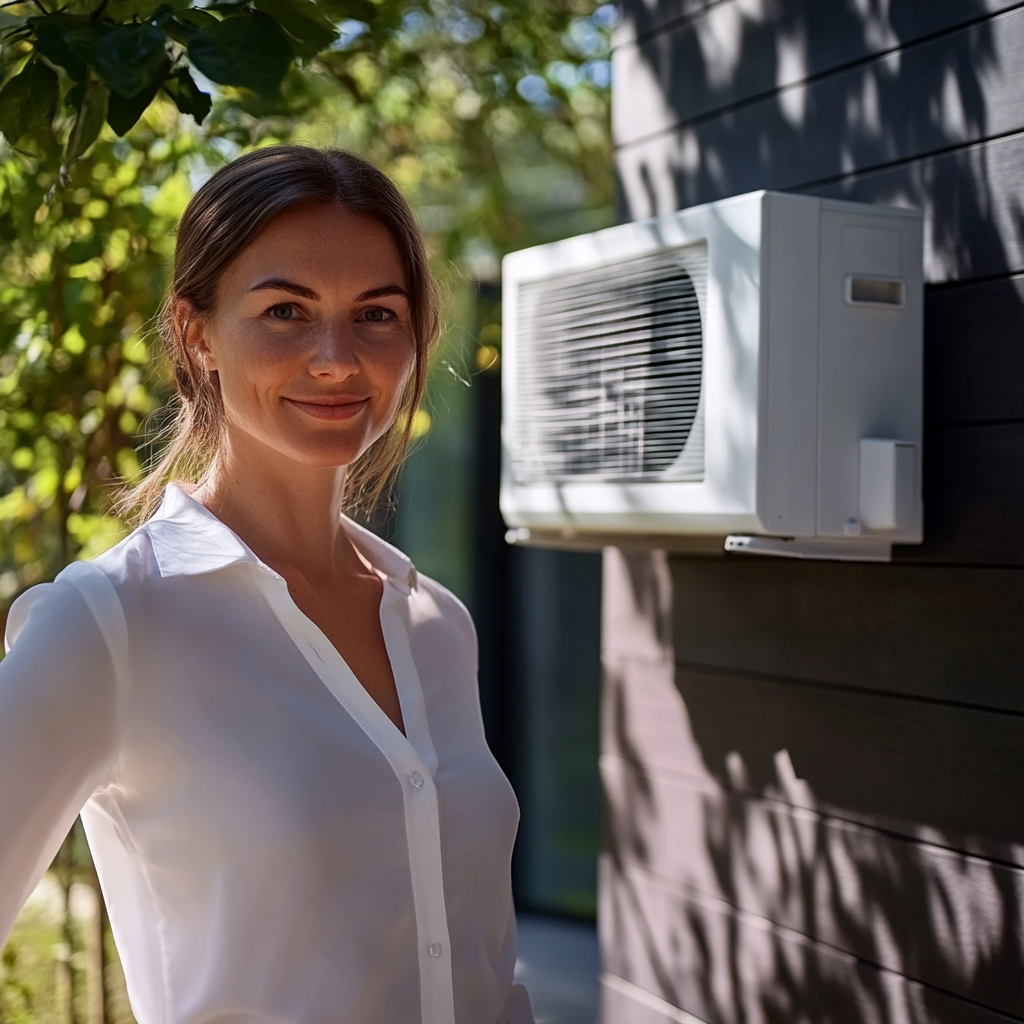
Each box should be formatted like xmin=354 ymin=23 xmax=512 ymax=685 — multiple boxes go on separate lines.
xmin=262 ymin=565 xmax=454 ymax=1021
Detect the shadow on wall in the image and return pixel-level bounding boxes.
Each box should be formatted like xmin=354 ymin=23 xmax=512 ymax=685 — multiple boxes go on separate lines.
xmin=601 ymin=550 xmax=1024 ymax=1023
xmin=617 ymin=0 xmax=1001 ymax=274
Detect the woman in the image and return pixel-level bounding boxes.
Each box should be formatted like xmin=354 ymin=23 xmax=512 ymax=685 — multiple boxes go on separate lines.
xmin=0 ymin=145 xmax=533 ymax=1024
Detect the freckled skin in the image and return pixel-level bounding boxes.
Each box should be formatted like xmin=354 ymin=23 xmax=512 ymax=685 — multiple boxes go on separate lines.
xmin=186 ymin=203 xmax=416 ymax=735
xmin=192 ymin=204 xmax=416 ymax=471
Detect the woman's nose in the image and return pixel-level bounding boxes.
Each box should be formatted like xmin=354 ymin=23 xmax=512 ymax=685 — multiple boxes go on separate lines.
xmin=307 ymin=321 xmax=359 ymax=379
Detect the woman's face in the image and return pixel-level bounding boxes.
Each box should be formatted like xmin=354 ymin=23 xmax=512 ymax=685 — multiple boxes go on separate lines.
xmin=189 ymin=202 xmax=416 ymax=470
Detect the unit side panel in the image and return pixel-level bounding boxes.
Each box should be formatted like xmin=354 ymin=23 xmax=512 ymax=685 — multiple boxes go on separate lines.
xmin=815 ymin=209 xmax=924 ymax=541
xmin=701 ymin=195 xmax=763 ymax=527
xmin=760 ymin=193 xmax=820 ymax=536
xmin=499 ymin=276 xmax=525 ymax=528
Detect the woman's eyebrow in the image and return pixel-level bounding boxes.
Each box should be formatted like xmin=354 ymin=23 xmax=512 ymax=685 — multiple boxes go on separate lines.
xmin=248 ymin=281 xmax=408 ymax=302
xmin=355 ymin=284 xmax=410 ymax=302
xmin=250 ymin=278 xmax=321 ymax=300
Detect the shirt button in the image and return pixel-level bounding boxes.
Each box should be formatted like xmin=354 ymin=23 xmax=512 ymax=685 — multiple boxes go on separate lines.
xmin=428 ymin=942 xmax=443 ymax=958
xmin=410 ymin=771 xmax=424 ymax=789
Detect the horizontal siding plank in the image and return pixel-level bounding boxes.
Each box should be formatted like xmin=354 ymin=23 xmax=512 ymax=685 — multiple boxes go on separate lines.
xmin=616 ymin=0 xmax=1020 ymax=53
xmin=603 ymin=656 xmax=1024 ymax=864
xmin=805 ymin=131 xmax=1024 ymax=284
xmin=618 ymin=125 xmax=1024 ymax=285
xmin=615 ymin=0 xmax=1024 ymax=147
xmin=601 ymin=547 xmax=674 ymax=667
xmin=900 ymin=422 xmax=1024 ymax=565
xmin=615 ymin=0 xmax=721 ymax=48
xmin=666 ymin=557 xmax=1024 ymax=712
xmin=603 ymin=755 xmax=1024 ymax=1016
xmin=600 ymin=859 xmax=1023 ymax=1024
xmin=925 ymin=274 xmax=1024 ymax=425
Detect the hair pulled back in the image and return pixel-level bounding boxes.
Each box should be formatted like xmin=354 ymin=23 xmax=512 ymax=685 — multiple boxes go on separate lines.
xmin=125 ymin=145 xmax=439 ymax=523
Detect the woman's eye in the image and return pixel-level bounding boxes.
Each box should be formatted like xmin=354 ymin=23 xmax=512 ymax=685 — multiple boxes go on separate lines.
xmin=361 ymin=307 xmax=395 ymax=323
xmin=267 ymin=303 xmax=298 ymax=321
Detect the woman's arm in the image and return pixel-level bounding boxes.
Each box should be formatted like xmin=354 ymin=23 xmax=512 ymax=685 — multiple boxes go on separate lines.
xmin=0 ymin=577 xmax=119 ymax=945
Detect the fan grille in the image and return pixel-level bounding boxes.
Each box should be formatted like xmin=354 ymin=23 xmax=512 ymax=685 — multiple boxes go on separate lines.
xmin=512 ymin=242 xmax=706 ymax=483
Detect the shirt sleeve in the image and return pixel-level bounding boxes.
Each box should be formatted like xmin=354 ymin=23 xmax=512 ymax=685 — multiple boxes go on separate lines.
xmin=0 ymin=578 xmax=119 ymax=946
xmin=497 ymin=983 xmax=535 ymax=1024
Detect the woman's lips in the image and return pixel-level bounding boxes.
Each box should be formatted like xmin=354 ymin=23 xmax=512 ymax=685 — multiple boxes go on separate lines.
xmin=284 ymin=396 xmax=370 ymax=421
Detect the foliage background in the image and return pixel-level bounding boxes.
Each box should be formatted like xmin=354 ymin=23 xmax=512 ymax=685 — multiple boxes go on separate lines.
xmin=0 ymin=0 xmax=613 ymax=1018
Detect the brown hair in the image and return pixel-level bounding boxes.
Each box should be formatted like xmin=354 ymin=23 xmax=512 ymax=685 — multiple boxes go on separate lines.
xmin=123 ymin=145 xmax=439 ymax=523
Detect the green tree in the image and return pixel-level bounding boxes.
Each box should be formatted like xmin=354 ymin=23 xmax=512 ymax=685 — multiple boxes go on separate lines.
xmin=0 ymin=102 xmax=202 ymax=607
xmin=0 ymin=0 xmax=612 ymax=223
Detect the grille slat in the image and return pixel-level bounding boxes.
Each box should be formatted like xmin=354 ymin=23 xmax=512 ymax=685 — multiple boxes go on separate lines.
xmin=512 ymin=243 xmax=707 ymax=483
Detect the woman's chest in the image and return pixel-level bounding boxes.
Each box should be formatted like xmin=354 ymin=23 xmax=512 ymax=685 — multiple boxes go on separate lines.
xmin=113 ymin=581 xmax=514 ymax=863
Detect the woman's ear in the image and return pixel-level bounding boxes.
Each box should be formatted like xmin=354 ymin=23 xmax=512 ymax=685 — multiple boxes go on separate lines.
xmin=175 ymin=298 xmax=218 ymax=373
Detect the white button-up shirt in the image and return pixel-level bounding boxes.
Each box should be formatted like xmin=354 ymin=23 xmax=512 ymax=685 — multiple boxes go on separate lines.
xmin=0 ymin=484 xmax=532 ymax=1024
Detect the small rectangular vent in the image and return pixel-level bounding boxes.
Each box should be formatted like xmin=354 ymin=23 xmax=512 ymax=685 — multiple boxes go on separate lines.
xmin=512 ymin=242 xmax=707 ymax=483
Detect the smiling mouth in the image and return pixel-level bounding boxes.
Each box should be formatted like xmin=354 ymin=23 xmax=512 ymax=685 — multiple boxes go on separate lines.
xmin=284 ymin=396 xmax=370 ymax=421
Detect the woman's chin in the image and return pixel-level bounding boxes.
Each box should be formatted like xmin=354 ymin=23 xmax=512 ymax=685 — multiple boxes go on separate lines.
xmin=279 ymin=436 xmax=377 ymax=470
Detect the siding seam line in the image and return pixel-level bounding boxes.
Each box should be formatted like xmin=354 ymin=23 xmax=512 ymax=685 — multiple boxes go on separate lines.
xmin=673 ymin=655 xmax=1024 ymax=718
xmin=614 ymin=860 xmax=1024 ymax=1023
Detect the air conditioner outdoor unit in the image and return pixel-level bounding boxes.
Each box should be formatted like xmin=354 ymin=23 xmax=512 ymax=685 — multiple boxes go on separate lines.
xmin=500 ymin=190 xmax=924 ymax=562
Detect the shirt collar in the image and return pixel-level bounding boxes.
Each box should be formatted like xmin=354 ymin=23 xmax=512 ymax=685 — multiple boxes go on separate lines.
xmin=145 ymin=483 xmax=418 ymax=592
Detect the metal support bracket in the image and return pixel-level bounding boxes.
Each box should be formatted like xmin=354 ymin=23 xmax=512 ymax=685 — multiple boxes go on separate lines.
xmin=724 ymin=535 xmax=892 ymax=563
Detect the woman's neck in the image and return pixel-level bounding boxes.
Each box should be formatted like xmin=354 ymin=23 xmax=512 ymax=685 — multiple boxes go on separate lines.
xmin=191 ymin=434 xmax=362 ymax=584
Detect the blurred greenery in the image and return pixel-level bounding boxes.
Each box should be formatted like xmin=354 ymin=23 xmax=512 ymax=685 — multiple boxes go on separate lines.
xmin=1 ymin=0 xmax=614 ymax=1017
xmin=0 ymin=107 xmax=198 ymax=610
xmin=0 ymin=0 xmax=613 ymax=605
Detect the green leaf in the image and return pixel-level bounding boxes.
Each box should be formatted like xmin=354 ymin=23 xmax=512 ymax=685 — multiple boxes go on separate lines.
xmin=251 ymin=0 xmax=337 ymax=57
xmin=187 ymin=13 xmax=294 ymax=97
xmin=315 ymin=0 xmax=379 ymax=27
xmin=92 ymin=24 xmax=169 ymax=99
xmin=107 ymin=64 xmax=166 ymax=135
xmin=64 ymin=77 xmax=108 ymax=167
xmin=164 ymin=9 xmax=219 ymax=47
xmin=30 ymin=16 xmax=91 ymax=83
xmin=60 ymin=0 xmax=108 ymax=15
xmin=175 ymin=8 xmax=221 ymax=30
xmin=108 ymin=0 xmax=191 ymax=19
xmin=65 ymin=78 xmax=86 ymax=110
xmin=162 ymin=67 xmax=211 ymax=123
xmin=64 ymin=25 xmax=102 ymax=68
xmin=0 ymin=59 xmax=59 ymax=146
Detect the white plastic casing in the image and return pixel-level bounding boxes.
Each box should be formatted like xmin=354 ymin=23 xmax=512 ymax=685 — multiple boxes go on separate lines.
xmin=500 ymin=190 xmax=924 ymax=551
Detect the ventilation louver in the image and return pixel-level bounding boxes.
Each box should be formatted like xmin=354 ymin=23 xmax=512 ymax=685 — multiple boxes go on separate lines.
xmin=511 ymin=243 xmax=707 ymax=484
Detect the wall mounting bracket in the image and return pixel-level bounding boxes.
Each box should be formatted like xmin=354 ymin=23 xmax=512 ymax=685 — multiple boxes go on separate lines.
xmin=724 ymin=535 xmax=892 ymax=563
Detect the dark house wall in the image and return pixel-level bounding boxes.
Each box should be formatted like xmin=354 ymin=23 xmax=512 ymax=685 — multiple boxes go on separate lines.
xmin=602 ymin=2 xmax=1024 ymax=1021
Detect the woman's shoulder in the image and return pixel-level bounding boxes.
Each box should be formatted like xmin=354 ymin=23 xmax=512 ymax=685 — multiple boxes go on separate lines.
xmin=413 ymin=571 xmax=472 ymax=624
xmin=68 ymin=520 xmax=163 ymax=593
xmin=5 ymin=522 xmax=157 ymax=642
xmin=342 ymin=517 xmax=477 ymax=647
xmin=408 ymin=572 xmax=477 ymax=655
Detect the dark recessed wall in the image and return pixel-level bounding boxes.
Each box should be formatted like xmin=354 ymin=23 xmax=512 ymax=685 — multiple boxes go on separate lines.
xmin=602 ymin=3 xmax=1024 ymax=1021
